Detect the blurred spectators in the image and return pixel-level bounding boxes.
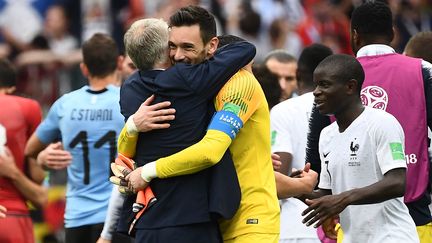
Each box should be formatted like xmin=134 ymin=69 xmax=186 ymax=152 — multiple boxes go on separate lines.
xmin=297 ymin=0 xmax=352 ymax=54
xmin=395 ymin=0 xmax=432 ymax=53
xmin=14 ymin=4 xmax=81 ymax=68
xmin=45 ymin=5 xmax=78 ymax=56
xmin=252 ymin=0 xmax=305 ymax=28
xmin=13 ymin=3 xmax=82 ymax=110
xmin=227 ymin=1 xmax=270 ymax=62
xmin=60 ymin=0 xmax=130 ymax=51
xmin=268 ymin=18 xmax=302 ymax=58
xmin=0 ymin=0 xmax=44 ymax=58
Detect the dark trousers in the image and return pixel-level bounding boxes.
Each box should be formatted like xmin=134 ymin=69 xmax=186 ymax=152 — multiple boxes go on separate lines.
xmin=65 ymin=223 xmax=104 ymax=243
xmin=135 ymin=221 xmax=222 ymax=243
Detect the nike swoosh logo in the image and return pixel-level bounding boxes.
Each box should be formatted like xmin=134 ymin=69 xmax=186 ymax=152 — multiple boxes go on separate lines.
xmin=323 ymin=152 xmax=330 ymax=158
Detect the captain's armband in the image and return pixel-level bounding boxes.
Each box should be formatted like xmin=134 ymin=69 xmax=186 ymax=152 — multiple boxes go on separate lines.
xmin=207 ymin=111 xmax=243 ymax=140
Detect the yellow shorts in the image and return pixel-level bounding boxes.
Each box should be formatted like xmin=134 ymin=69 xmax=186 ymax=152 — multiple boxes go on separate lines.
xmin=416 ymin=222 xmax=432 ymax=243
xmin=224 ymin=233 xmax=279 ymax=243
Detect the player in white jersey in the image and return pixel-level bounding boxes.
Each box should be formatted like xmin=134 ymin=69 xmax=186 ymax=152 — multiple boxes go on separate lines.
xmin=301 ymin=54 xmax=419 ymax=243
xmin=271 ymin=44 xmax=332 ymax=243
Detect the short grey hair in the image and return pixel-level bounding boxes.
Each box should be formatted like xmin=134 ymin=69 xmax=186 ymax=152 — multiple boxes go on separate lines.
xmin=264 ymin=49 xmax=296 ymax=64
xmin=124 ymin=18 xmax=169 ymax=71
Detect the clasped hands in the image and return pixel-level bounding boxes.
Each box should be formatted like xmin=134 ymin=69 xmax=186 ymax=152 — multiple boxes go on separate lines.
xmin=272 ymin=153 xmax=340 ymax=238
xmin=110 ymin=94 xmax=175 ymax=193
xmin=110 ymin=157 xmax=149 ymax=194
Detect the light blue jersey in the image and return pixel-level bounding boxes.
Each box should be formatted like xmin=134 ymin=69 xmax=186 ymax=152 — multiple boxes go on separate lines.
xmin=36 ymin=85 xmax=124 ymax=228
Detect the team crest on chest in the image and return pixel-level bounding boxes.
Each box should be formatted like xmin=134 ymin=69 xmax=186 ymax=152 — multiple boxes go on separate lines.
xmin=349 ymin=138 xmax=360 ymax=166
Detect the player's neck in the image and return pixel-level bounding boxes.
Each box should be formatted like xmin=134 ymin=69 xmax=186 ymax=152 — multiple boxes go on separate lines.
xmin=335 ymin=102 xmax=365 ymax=132
xmin=88 ymin=72 xmax=118 ymax=90
xmin=153 ymin=60 xmax=171 ymax=70
xmin=0 ymin=86 xmax=15 ymax=94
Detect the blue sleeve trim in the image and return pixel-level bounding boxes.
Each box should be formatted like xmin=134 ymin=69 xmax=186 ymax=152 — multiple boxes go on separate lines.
xmin=207 ymin=111 xmax=243 ymax=140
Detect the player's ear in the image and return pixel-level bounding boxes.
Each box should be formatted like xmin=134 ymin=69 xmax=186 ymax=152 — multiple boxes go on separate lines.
xmin=117 ymin=55 xmax=125 ymax=71
xmin=80 ymin=63 xmax=89 ymax=77
xmin=346 ymin=79 xmax=358 ymax=95
xmin=207 ymin=37 xmax=219 ymax=56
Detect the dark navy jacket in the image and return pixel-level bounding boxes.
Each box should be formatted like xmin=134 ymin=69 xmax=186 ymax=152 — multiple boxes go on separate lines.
xmin=118 ymin=42 xmax=256 ymax=231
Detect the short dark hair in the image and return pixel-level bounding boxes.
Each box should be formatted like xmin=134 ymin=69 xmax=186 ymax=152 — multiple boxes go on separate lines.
xmin=351 ymin=1 xmax=393 ymax=42
xmin=217 ymin=35 xmax=246 ymax=48
xmin=82 ymin=33 xmax=119 ymax=78
xmin=169 ymin=5 xmax=216 ymax=45
xmin=405 ymin=31 xmax=432 ymax=63
xmin=297 ymin=44 xmax=333 ymax=87
xmin=0 ymin=59 xmax=16 ymax=88
xmin=253 ymin=64 xmax=281 ymax=109
xmin=316 ymin=54 xmax=365 ymax=93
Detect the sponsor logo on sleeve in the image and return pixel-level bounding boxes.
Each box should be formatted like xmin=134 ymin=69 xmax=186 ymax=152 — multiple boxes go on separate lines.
xmin=390 ymin=142 xmax=404 ymax=160
xmin=271 ymin=131 xmax=277 ymax=146
xmin=222 ymin=102 xmax=241 ymax=115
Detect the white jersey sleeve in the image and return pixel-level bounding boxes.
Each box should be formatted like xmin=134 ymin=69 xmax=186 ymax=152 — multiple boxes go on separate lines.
xmin=270 ymin=101 xmax=293 ymax=154
xmin=371 ymin=111 xmax=407 ymax=174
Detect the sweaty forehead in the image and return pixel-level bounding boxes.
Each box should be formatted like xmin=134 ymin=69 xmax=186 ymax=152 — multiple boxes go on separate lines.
xmin=168 ymin=25 xmax=204 ymax=47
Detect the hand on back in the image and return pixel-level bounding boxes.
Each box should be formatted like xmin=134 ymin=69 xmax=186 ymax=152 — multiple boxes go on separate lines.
xmin=133 ymin=95 xmax=176 ymax=132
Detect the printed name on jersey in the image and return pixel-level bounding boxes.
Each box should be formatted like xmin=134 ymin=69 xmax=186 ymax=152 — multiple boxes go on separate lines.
xmin=70 ymin=108 xmax=113 ymax=121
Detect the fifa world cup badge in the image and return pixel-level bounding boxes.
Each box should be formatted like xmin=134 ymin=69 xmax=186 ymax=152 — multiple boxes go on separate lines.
xmin=0 ymin=124 xmax=6 ymax=155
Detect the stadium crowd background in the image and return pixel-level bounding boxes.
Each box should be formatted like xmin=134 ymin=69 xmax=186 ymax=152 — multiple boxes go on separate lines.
xmin=0 ymin=0 xmax=431 ymax=242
